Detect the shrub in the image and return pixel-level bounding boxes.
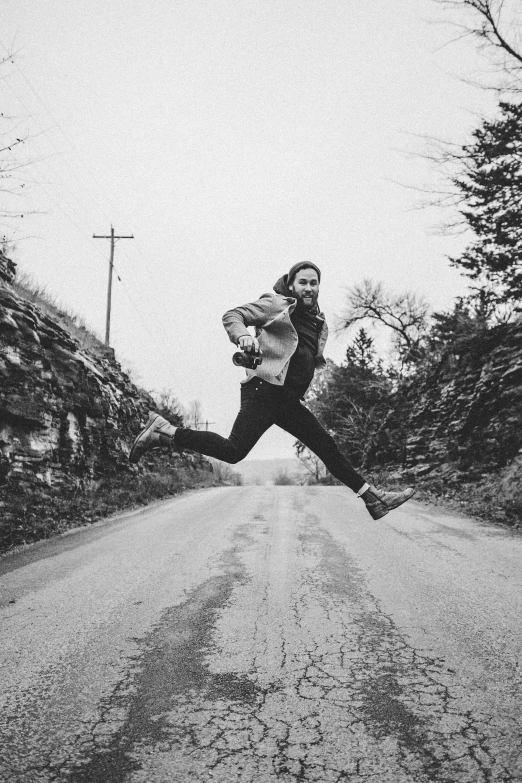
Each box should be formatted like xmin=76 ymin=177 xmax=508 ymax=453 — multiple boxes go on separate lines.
xmin=209 ymin=459 xmax=243 ymax=485
xmin=273 ymin=468 xmax=297 ymax=485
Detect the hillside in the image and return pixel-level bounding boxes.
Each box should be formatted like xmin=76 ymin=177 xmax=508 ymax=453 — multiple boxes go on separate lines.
xmin=0 ymin=252 xmax=213 ymax=552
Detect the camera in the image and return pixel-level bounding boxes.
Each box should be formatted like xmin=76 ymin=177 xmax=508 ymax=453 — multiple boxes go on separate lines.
xmin=232 ymin=350 xmax=263 ymax=369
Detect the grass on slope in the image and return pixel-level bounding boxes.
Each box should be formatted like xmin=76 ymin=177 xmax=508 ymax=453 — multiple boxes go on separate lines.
xmin=1 ymin=462 xmax=217 ymax=554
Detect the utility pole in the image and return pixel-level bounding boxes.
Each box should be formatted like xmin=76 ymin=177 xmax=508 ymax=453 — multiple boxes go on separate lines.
xmin=93 ymin=225 xmax=134 ymax=345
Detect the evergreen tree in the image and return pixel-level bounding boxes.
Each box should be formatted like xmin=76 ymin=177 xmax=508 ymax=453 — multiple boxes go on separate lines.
xmin=301 ymin=333 xmax=400 ymax=469
xmin=345 ymin=327 xmax=376 ymax=371
xmin=451 ymin=101 xmax=522 ymax=304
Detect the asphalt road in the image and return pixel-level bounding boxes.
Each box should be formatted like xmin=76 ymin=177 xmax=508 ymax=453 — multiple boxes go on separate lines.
xmin=1 ymin=486 xmax=521 ymax=783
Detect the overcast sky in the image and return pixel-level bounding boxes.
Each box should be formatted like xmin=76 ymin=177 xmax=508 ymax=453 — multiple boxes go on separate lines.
xmin=2 ymin=0 xmax=497 ymax=459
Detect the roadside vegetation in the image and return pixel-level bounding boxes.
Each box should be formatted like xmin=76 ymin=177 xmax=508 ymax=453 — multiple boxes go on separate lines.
xmin=12 ymin=271 xmax=108 ymax=354
xmin=273 ymin=467 xmax=298 ymax=485
xmin=208 ymin=459 xmax=243 ymax=486
xmin=0 ymin=270 xmax=223 ymax=555
xmin=1 ymin=459 xmax=214 ymax=553
xmin=0 ymin=365 xmax=220 ymax=553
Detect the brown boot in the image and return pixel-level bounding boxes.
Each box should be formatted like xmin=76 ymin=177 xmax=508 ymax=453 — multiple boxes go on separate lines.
xmin=360 ymin=484 xmax=415 ymax=520
xmin=129 ymin=413 xmax=178 ymax=464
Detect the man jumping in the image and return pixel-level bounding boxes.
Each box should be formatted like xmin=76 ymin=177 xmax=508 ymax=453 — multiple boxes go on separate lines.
xmin=129 ymin=262 xmax=414 ymax=520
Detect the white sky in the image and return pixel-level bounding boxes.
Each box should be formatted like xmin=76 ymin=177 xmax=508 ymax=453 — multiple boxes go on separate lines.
xmin=1 ymin=0 xmax=497 ymax=459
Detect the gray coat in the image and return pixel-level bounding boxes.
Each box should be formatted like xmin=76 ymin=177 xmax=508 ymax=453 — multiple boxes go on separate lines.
xmin=222 ymin=292 xmax=328 ymax=386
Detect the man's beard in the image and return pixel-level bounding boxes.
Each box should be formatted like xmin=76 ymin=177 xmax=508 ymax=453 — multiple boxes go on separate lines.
xmin=296 ymin=291 xmax=318 ymax=310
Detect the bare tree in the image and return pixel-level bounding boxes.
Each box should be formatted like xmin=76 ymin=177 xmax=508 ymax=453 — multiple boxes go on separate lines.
xmin=1 ymin=50 xmax=33 ymax=238
xmin=401 ymin=3 xmax=522 ymax=225
xmin=178 ymin=399 xmax=204 ymax=430
xmin=337 ymin=279 xmax=430 ymax=367
xmin=295 ymin=442 xmax=328 ymax=483
xmin=436 ymin=0 xmax=522 ymax=92
xmin=152 ymin=389 xmax=184 ymax=425
xmin=209 ymin=459 xmax=243 ymax=485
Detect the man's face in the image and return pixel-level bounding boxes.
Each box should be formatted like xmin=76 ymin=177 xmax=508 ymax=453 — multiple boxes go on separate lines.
xmin=289 ymin=268 xmax=320 ymax=310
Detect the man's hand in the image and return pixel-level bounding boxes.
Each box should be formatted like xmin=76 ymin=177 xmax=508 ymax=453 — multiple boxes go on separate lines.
xmin=238 ymin=335 xmax=260 ymax=354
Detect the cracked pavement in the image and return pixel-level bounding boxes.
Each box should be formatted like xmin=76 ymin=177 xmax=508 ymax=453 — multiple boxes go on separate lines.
xmin=1 ymin=486 xmax=521 ymax=782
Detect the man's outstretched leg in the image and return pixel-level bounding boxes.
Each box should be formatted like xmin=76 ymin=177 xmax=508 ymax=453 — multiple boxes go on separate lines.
xmin=275 ymin=396 xmax=414 ymax=520
xmin=129 ymin=381 xmax=275 ymax=465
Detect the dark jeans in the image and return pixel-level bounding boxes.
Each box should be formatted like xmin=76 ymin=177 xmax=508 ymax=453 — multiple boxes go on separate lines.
xmin=175 ymin=378 xmax=366 ymax=493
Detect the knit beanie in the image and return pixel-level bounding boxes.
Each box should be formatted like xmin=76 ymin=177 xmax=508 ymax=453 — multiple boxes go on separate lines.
xmin=287 ymin=261 xmax=321 ymax=285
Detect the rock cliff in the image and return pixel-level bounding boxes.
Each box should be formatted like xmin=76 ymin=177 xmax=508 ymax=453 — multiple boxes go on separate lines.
xmin=404 ymin=320 xmax=522 ymax=502
xmin=0 ymin=252 xmax=210 ymax=549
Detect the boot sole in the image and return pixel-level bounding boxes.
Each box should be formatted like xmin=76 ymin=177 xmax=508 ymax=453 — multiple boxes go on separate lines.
xmin=369 ymin=507 xmax=389 ymax=520
xmin=129 ymin=414 xmax=161 ymax=464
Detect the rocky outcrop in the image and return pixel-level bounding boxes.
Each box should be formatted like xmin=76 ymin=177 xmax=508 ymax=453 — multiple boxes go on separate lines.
xmin=0 ymin=252 xmax=16 ymax=285
xmin=405 ymin=321 xmax=522 ymax=485
xmin=0 ymin=252 xmax=202 ymax=503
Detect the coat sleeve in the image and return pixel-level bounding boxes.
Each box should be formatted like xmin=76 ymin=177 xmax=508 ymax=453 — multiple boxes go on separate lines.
xmin=222 ymin=293 xmax=277 ymax=345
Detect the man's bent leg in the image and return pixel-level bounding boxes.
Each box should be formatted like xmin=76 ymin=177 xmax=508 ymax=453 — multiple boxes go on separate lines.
xmin=274 ymin=399 xmax=366 ymax=492
xmin=175 ymin=382 xmax=275 ymax=463
xmin=274 ymin=398 xmax=414 ymax=519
